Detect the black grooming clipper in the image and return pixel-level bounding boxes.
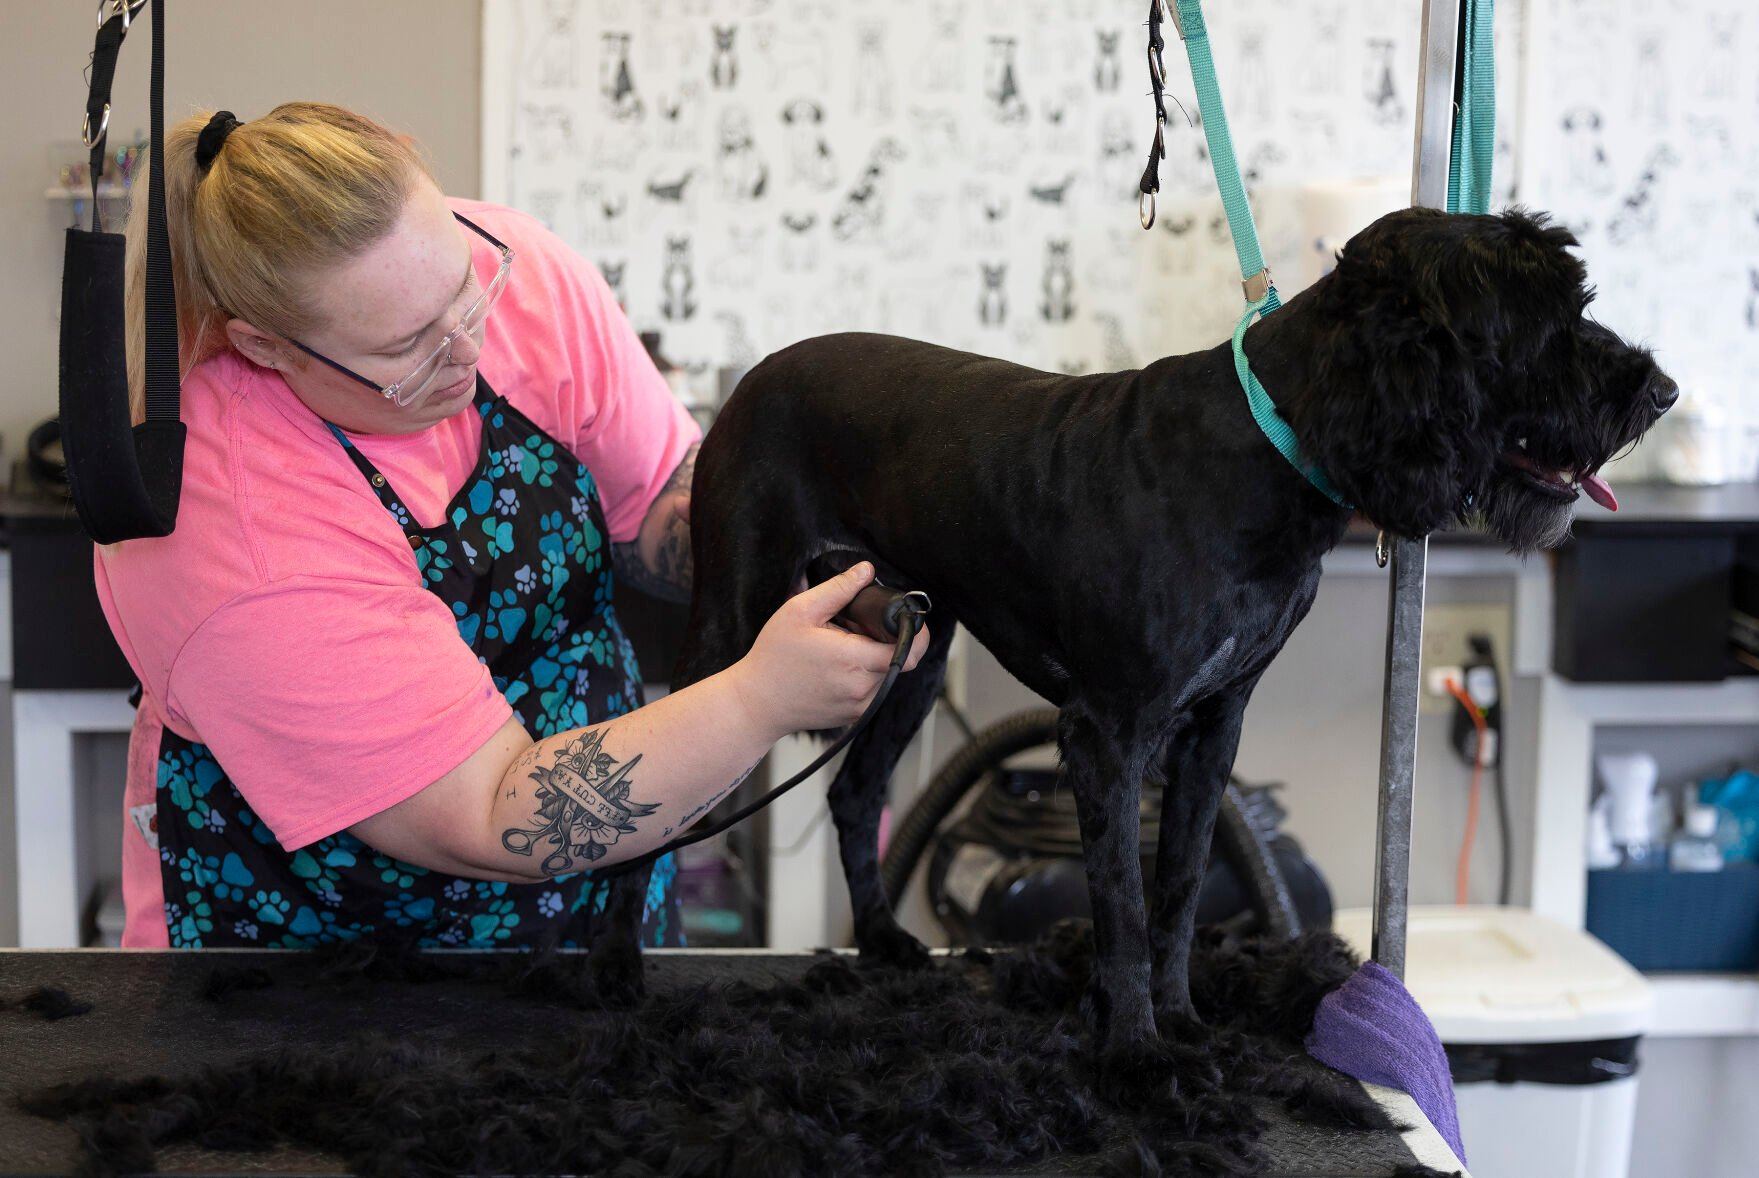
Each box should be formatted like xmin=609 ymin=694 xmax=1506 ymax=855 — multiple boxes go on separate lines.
xmin=804 ymin=552 xmax=931 ymax=644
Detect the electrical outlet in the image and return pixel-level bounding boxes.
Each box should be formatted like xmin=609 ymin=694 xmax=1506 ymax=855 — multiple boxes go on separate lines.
xmin=1418 ymin=604 xmax=1512 ymax=714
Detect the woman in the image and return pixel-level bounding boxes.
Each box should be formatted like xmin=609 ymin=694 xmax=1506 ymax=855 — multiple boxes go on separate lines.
xmin=98 ymin=103 xmax=927 ymax=949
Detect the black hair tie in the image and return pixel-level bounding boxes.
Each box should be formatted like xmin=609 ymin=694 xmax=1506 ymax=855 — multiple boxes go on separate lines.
xmin=195 ymin=110 xmax=242 ymax=171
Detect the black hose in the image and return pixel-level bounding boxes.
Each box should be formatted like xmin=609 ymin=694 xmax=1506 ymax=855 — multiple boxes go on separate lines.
xmin=882 ymin=708 xmax=1062 ymax=907
xmin=1213 ymin=780 xmax=1301 ymax=938
xmin=882 ymin=707 xmax=1306 ymax=940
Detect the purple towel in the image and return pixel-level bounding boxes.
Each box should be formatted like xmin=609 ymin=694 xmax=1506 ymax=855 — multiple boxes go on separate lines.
xmin=1304 ymin=961 xmax=1465 ymax=1164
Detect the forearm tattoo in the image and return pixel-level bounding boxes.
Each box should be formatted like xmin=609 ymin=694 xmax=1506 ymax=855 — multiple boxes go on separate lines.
xmin=659 ymin=761 xmax=760 ymax=840
xmin=611 ymin=443 xmax=697 ymax=604
xmin=501 ymin=729 xmax=660 ymax=877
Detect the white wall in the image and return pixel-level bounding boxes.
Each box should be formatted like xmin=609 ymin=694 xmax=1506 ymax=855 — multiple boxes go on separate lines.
xmin=0 ymin=0 xmax=483 ymax=475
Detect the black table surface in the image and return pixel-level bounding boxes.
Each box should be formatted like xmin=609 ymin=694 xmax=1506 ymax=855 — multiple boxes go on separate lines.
xmin=0 ymin=950 xmax=1436 ymax=1177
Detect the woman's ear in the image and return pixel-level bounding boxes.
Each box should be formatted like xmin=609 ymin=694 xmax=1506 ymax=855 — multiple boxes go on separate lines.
xmin=224 ymin=317 xmax=286 ymax=370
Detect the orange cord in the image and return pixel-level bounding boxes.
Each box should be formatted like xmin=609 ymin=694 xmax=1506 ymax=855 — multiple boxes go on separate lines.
xmin=1444 ymin=677 xmax=1488 ymax=905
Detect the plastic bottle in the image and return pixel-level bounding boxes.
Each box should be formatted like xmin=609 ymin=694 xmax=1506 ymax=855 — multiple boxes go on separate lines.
xmin=1598 ymin=752 xmax=1664 ymax=870
xmin=1586 ymin=797 xmax=1621 ymax=870
xmin=1669 ymin=804 xmax=1725 ymax=872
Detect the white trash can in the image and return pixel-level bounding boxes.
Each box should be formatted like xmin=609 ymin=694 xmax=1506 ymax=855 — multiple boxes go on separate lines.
xmin=1333 ymin=906 xmax=1652 ymax=1178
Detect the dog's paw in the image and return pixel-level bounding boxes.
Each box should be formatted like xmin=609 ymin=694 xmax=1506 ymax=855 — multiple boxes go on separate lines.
xmin=585 ymin=942 xmax=647 ymax=1010
xmin=856 ymin=921 xmax=932 ymax=972
xmin=1095 ymin=1037 xmax=1183 ymax=1110
xmin=1151 ymin=1009 xmax=1227 ymax=1091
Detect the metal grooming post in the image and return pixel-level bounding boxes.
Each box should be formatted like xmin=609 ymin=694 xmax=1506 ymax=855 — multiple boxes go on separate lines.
xmin=1370 ymin=0 xmax=1462 ymax=980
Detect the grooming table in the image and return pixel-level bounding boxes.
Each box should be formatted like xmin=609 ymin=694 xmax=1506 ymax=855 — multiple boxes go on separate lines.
xmin=0 ymin=949 xmax=1465 ymax=1177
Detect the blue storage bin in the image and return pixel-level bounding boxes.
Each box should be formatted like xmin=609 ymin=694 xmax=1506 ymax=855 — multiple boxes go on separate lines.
xmin=1585 ymin=864 xmax=1759 ymax=972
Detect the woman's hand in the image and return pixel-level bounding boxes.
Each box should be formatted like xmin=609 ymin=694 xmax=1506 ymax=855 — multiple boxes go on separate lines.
xmin=729 ymin=561 xmax=931 ymax=739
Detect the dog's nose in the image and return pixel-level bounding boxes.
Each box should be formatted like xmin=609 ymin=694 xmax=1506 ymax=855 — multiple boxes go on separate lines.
xmin=1651 ymin=375 xmax=1679 ymax=413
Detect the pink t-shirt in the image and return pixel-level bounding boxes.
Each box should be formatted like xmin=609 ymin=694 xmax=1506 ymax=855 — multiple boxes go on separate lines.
xmin=98 ymin=197 xmax=700 ymax=947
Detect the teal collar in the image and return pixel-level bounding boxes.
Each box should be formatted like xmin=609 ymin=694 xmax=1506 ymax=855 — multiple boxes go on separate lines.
xmin=1232 ymin=292 xmax=1353 ymax=509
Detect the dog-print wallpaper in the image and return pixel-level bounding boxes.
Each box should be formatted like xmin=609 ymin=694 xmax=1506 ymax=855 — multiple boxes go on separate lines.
xmin=484 ymin=0 xmax=1523 ymax=384
xmin=483 ymin=0 xmax=1750 ymax=471
xmin=1520 ymin=0 xmax=1759 ymax=475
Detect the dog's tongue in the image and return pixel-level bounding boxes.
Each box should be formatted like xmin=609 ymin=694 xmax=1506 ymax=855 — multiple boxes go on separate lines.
xmin=1581 ymin=472 xmax=1618 ymax=511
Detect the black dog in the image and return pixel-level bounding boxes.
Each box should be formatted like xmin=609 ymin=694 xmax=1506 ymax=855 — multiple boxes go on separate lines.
xmin=591 ymin=207 xmax=1675 ymax=1095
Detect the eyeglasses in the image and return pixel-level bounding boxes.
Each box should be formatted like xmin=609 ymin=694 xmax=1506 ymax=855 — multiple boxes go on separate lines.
xmin=289 ymin=212 xmax=514 ymax=409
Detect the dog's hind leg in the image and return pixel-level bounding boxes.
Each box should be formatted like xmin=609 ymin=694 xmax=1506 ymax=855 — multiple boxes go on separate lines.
xmin=1149 ymin=687 xmax=1252 ymax=1026
xmin=825 ymin=619 xmax=955 ymax=969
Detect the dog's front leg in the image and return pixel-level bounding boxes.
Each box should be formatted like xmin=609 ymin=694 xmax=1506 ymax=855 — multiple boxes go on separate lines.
xmin=1148 ymin=688 xmax=1251 ymax=1025
xmin=1059 ymin=700 xmax=1166 ymax=1100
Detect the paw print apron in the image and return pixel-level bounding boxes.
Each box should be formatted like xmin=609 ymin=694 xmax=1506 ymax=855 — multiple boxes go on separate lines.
xmin=151 ymin=377 xmax=683 ymax=949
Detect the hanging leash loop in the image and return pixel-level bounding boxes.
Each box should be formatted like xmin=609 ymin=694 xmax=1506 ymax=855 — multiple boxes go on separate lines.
xmin=1136 ymin=0 xmax=1171 ymax=230
xmin=97 ymin=0 xmax=149 ymax=30
xmin=61 ymin=0 xmax=187 ymax=543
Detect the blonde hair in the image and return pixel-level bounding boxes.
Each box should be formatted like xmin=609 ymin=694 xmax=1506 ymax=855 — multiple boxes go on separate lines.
xmin=123 ymin=102 xmax=433 ymax=420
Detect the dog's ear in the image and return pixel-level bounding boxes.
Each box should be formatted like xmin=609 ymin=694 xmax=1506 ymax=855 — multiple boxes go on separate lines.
xmin=1293 ymin=283 xmax=1485 ymax=537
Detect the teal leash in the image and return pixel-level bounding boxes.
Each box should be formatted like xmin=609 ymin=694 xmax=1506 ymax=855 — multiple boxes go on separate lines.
xmin=1159 ymin=0 xmax=1495 ymax=510
xmin=1169 ymin=0 xmax=1346 ymax=507
xmin=1171 ymin=0 xmax=1276 ymax=310
xmin=1447 ymin=0 xmax=1496 ymax=215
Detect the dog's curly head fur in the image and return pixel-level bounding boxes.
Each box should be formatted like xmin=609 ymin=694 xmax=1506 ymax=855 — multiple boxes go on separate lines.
xmin=1289 ymin=206 xmax=1676 ymax=551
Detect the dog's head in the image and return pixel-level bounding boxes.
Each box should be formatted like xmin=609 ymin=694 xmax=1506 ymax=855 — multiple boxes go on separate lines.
xmin=1291 ymin=206 xmax=1675 ymax=551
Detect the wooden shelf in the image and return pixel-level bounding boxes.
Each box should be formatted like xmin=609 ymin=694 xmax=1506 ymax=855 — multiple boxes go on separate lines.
xmin=1645 ymin=972 xmax=1759 ymax=1038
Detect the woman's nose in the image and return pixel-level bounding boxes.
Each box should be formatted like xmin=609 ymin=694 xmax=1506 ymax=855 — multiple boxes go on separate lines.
xmin=448 ymin=322 xmax=484 ymax=366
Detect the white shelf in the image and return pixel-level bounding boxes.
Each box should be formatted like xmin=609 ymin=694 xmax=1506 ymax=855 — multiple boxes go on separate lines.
xmin=1530 ymin=674 xmax=1759 ymax=932
xmin=1646 ymin=973 xmax=1759 ymax=1038
xmin=46 ymin=185 xmax=132 ymax=200
xmin=1553 ymin=678 xmax=1759 ymax=726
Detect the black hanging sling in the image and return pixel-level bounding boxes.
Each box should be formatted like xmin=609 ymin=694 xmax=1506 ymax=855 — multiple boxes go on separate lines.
xmin=62 ymin=0 xmax=184 ymax=543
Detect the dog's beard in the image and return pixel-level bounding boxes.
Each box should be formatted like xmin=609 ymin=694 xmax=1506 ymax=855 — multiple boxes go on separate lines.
xmin=1469 ymin=475 xmax=1577 ymax=553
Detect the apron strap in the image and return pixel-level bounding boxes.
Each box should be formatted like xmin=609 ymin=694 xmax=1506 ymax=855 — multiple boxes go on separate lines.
xmin=320 ymin=373 xmax=503 ymax=536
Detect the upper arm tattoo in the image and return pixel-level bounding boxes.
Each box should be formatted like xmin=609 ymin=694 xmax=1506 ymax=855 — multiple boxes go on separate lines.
xmin=659 ymin=441 xmax=699 ymax=500
xmin=501 ymin=729 xmax=659 ymax=877
xmin=611 ymin=442 xmax=698 ymax=604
